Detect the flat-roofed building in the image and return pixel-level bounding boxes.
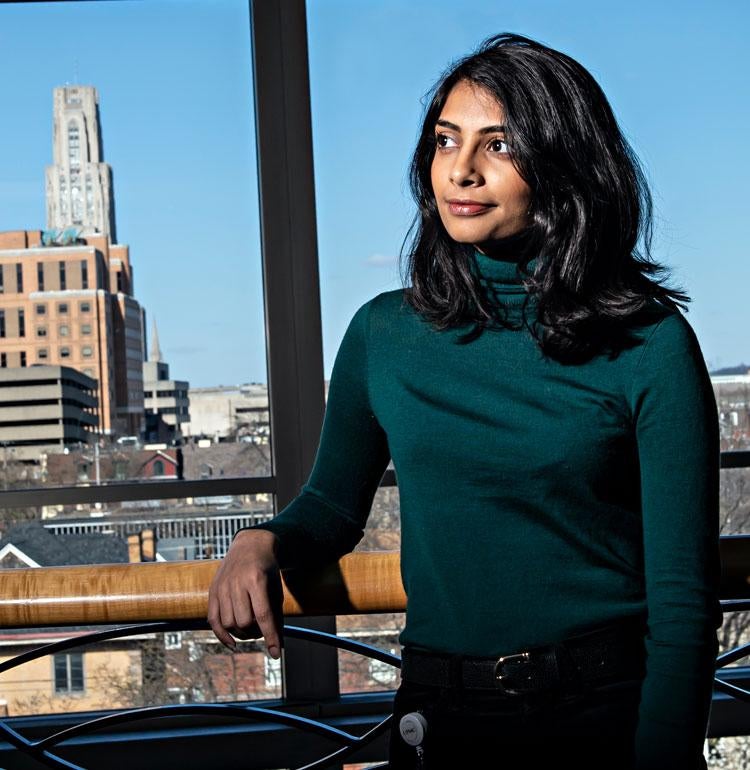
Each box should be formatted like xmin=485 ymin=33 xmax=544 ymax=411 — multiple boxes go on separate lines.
xmin=0 ymin=229 xmax=144 ymax=436
xmin=711 ymin=366 xmax=750 ymax=450
xmin=0 ymin=365 xmax=97 ymax=461
xmin=183 ymin=383 xmax=269 ymax=443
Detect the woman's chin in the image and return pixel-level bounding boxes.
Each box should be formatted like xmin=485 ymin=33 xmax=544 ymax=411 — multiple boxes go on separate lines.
xmin=442 ymin=226 xmax=493 ymax=245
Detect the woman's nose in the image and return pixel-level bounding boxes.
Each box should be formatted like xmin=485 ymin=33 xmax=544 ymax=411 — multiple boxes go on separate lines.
xmin=449 ymin=150 xmax=480 ymax=186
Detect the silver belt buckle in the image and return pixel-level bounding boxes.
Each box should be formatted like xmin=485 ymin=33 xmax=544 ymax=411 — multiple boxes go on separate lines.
xmin=494 ymin=651 xmax=533 ymax=695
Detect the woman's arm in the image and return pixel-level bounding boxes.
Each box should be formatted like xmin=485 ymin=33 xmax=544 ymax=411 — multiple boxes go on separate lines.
xmin=629 ymin=311 xmax=722 ymax=769
xmin=247 ymin=297 xmax=391 ymax=567
xmin=207 ymin=298 xmax=392 ymax=650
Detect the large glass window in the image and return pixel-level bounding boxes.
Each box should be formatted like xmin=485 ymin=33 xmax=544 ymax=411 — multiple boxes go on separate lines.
xmin=0 ymin=0 xmax=272 ymax=725
xmin=0 ymin=492 xmax=280 ymax=716
xmin=0 ymin=0 xmax=267 ymax=483
xmin=305 ymin=0 xmax=749 ymax=711
xmin=306 ymin=0 xmax=746 ymax=383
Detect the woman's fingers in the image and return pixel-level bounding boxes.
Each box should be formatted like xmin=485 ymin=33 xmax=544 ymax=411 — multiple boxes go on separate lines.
xmin=230 ymin=582 xmax=254 ymax=631
xmin=206 ymin=529 xmax=283 ymax=655
xmin=247 ymin=571 xmax=283 ymax=659
xmin=207 ymin=575 xmax=237 ymax=650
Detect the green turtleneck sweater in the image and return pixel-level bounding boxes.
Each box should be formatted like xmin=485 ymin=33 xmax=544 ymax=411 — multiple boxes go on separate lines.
xmin=247 ymin=250 xmax=721 ymax=768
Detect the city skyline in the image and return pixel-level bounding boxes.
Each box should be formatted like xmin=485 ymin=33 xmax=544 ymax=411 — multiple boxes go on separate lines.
xmin=0 ymin=0 xmax=748 ymax=386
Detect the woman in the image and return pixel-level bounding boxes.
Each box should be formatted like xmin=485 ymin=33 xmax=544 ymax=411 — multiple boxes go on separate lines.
xmin=208 ymin=33 xmax=722 ymax=769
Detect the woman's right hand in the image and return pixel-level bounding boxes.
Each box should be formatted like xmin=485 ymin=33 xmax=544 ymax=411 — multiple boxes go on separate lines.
xmin=207 ymin=528 xmax=284 ymax=658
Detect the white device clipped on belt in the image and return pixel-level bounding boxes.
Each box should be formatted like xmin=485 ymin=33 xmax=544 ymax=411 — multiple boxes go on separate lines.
xmin=399 ymin=711 xmax=428 ymax=768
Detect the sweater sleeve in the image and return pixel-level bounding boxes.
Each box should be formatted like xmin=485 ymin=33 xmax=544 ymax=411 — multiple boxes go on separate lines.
xmin=629 ymin=311 xmax=722 ymax=769
xmin=239 ymin=298 xmax=391 ymax=569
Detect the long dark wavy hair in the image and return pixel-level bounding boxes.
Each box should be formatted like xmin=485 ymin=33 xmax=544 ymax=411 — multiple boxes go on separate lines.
xmin=401 ymin=32 xmax=689 ymax=362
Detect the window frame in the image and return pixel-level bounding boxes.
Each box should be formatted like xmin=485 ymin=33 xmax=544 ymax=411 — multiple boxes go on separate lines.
xmin=53 ymin=652 xmax=85 ymax=695
xmin=0 ymin=0 xmax=397 ymax=707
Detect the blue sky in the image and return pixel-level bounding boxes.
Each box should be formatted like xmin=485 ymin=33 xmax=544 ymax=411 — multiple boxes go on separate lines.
xmin=0 ymin=0 xmax=748 ymax=385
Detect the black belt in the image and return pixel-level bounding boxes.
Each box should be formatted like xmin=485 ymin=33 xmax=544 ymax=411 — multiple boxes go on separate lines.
xmin=401 ymin=618 xmax=647 ymax=696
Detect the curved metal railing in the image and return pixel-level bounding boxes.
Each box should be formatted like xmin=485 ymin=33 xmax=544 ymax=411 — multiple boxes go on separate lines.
xmin=1 ymin=543 xmax=750 ymax=768
xmin=0 ymin=620 xmax=399 ymax=770
xmin=0 ymin=552 xmax=404 ymax=770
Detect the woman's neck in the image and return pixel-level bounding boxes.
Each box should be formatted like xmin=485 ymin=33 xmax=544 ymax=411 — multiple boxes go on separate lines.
xmin=473 ymin=226 xmax=535 ymax=263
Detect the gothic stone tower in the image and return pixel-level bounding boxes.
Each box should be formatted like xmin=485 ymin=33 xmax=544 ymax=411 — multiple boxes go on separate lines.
xmin=45 ymin=85 xmax=117 ymax=242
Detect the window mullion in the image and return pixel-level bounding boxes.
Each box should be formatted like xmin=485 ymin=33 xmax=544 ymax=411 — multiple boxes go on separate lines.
xmin=250 ymin=0 xmax=339 ymax=703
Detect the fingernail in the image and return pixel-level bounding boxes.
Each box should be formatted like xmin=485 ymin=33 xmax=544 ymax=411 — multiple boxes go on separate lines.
xmin=268 ymin=645 xmax=280 ymax=659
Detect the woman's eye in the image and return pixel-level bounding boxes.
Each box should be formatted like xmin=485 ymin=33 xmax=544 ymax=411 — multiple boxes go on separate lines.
xmin=435 ymin=133 xmax=457 ymax=149
xmin=488 ymin=138 xmax=509 ymax=154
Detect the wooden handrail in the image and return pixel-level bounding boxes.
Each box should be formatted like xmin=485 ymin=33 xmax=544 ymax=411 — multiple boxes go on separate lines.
xmin=1 ymin=536 xmax=749 ymax=630
xmin=0 ymin=551 xmax=406 ymax=629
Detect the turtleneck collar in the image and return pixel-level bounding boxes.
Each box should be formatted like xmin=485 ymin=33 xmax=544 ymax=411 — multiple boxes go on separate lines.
xmin=472 ymin=248 xmax=539 ymax=300
xmin=473 ymin=249 xmax=539 ymax=323
xmin=466 ymin=249 xmax=541 ymax=331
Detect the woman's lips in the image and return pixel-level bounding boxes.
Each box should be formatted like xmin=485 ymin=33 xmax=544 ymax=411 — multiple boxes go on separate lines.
xmin=446 ymin=201 xmax=494 ymax=215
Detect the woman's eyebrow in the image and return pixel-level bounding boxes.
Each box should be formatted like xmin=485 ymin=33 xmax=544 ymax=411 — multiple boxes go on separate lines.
xmin=435 ymin=119 xmax=507 ymax=134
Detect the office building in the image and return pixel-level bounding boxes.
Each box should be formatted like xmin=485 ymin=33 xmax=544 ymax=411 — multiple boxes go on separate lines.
xmin=0 ymin=229 xmax=144 ymax=436
xmin=183 ymin=383 xmax=269 ymax=443
xmin=0 ymin=365 xmax=97 ymax=462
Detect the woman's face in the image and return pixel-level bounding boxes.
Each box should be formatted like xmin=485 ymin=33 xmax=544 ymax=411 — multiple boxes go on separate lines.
xmin=430 ymin=80 xmax=532 ymax=251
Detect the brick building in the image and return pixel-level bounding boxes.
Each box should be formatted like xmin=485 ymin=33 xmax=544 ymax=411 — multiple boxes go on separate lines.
xmin=0 ymin=84 xmax=145 ymax=438
xmin=0 ymin=229 xmax=144 ymax=436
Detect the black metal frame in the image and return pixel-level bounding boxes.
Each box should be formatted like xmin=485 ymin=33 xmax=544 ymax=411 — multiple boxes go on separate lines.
xmin=0 ymin=600 xmax=750 ymax=770
xmin=0 ymin=622 xmax=400 ymax=770
xmin=249 ymin=0 xmax=341 ymax=703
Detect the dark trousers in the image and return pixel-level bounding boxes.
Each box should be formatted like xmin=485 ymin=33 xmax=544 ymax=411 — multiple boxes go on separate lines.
xmin=387 ymin=674 xmax=648 ymax=769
